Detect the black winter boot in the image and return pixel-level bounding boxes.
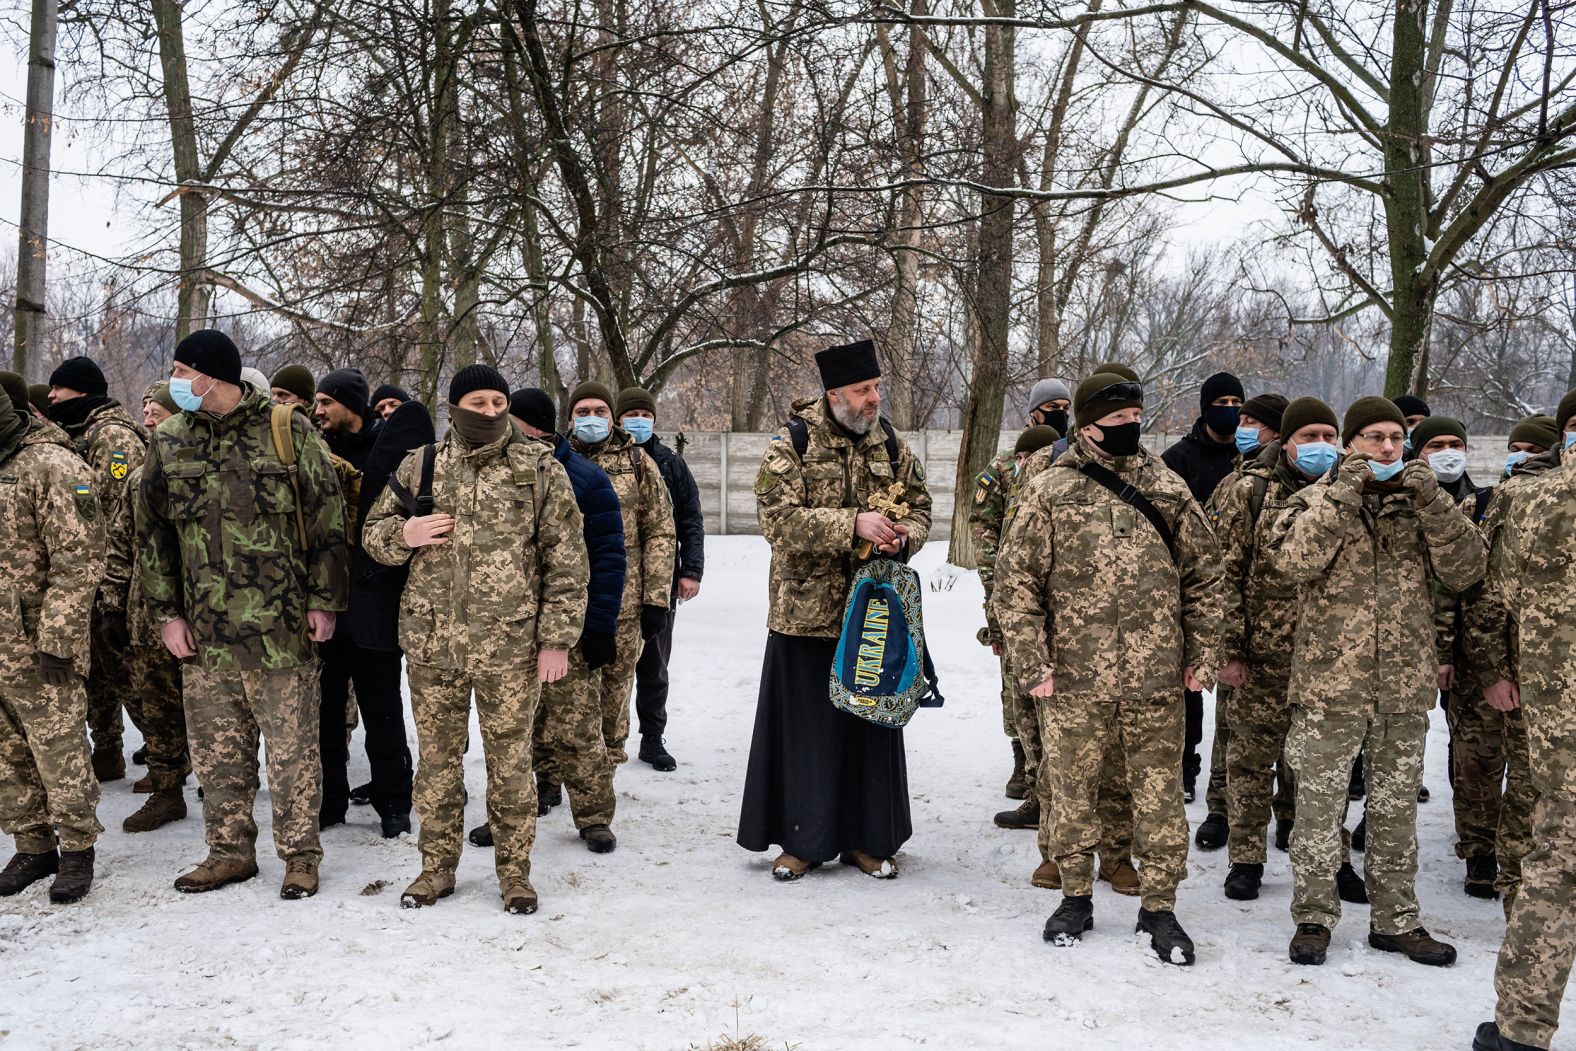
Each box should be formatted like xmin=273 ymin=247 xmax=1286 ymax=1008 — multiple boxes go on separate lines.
xmin=1043 ymin=895 xmax=1094 ymax=945
xmin=1224 ymin=863 xmax=1264 ymax=901
xmin=381 ymin=812 xmax=412 ymax=839
xmin=0 ymin=850 xmax=59 ymax=896
xmin=349 ymin=781 xmax=373 ymax=806
xmin=1005 ymin=740 xmax=1028 ymax=800
xmin=581 ymin=825 xmax=617 ymax=853
xmin=1350 ymin=815 xmax=1367 ymax=852
xmin=638 ymin=735 xmax=677 ymax=772
xmin=468 ymin=822 xmax=494 ymax=847
xmin=1136 ymin=908 xmax=1195 ymax=966
xmin=1275 ymin=818 xmax=1294 ymax=852
xmin=1473 ymin=1021 xmax=1547 ymax=1051
xmin=537 ymin=778 xmax=562 ymax=816
xmin=49 ymin=847 xmax=94 ymax=903
xmin=1337 ymin=862 xmax=1369 ymax=904
xmin=1465 ymin=855 xmax=1499 ymax=899
xmin=1193 ymin=812 xmax=1228 ymax=851
xmin=994 ymin=798 xmax=1040 ymax=830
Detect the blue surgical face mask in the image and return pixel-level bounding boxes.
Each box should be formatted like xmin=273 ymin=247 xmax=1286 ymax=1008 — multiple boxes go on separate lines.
xmin=1565 ymin=432 xmax=1576 ymax=451
xmin=1369 ymin=458 xmax=1406 ymax=482
xmin=1505 ymin=449 xmax=1531 ymax=476
xmin=572 ymin=415 xmax=611 ymax=444
xmin=622 ymin=417 xmax=653 ymax=444
xmin=1235 ymin=426 xmax=1261 ymax=456
xmin=168 ymin=376 xmax=206 ymax=412
xmin=1293 ymin=440 xmax=1338 ymax=478
xmin=1204 ymin=404 xmax=1241 ymax=436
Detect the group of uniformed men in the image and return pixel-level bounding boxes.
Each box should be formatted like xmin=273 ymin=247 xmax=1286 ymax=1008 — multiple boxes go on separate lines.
xmin=0 ymin=330 xmax=702 ymax=916
xmin=2 ymin=329 xmax=1573 ymax=1051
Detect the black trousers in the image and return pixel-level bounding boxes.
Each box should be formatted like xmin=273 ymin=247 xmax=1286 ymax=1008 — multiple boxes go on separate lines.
xmin=1183 ymin=688 xmax=1204 ymax=785
xmin=319 ymin=632 xmax=413 ymax=818
xmin=634 ymin=607 xmax=677 ymax=738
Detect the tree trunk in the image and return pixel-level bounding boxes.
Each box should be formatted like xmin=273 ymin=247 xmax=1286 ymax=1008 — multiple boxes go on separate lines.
xmin=949 ymin=4 xmax=1016 ymax=567
xmin=881 ymin=0 xmax=929 ymax=431
xmin=151 ymin=0 xmax=211 ymax=338
xmin=12 ymin=0 xmax=56 ymax=376
xmin=1381 ymin=0 xmax=1434 ymax=397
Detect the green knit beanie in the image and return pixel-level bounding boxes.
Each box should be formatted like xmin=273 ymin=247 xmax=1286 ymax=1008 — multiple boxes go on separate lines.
xmin=1341 ymin=396 xmax=1407 ymax=446
xmin=1555 ymin=389 xmax=1576 ymax=433
xmin=1014 ymin=424 xmax=1061 ymax=454
xmin=1407 ymin=415 xmax=1467 ymax=453
xmin=1074 ymin=372 xmax=1143 ymax=430
xmin=568 ymin=380 xmax=615 ymax=413
xmin=617 ymin=385 xmax=657 ymax=417
xmin=1092 ymin=361 xmax=1141 ymax=383
xmin=270 ymin=364 xmax=316 ymax=404
xmin=1508 ymin=414 xmax=1558 ymax=451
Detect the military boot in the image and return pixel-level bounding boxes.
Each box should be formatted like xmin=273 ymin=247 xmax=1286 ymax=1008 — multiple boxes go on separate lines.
xmin=581 ymin=825 xmax=617 ymax=854
xmin=401 ymin=871 xmax=455 ymax=908
xmin=638 ymin=735 xmax=677 ymax=772
xmin=1099 ymin=860 xmax=1141 ymax=896
xmin=380 ymin=812 xmax=412 ymax=839
xmin=503 ymin=879 xmax=538 ymax=915
xmin=133 ymin=763 xmax=191 ymax=794
xmin=131 ymin=745 xmax=148 ymax=765
xmin=468 ymin=822 xmax=494 ymax=848
xmin=92 ymin=748 xmax=126 ymax=783
xmin=771 ymin=853 xmax=816 ymax=882
xmin=993 ymin=798 xmax=1039 ymax=830
xmin=174 ymin=855 xmax=259 ymax=893
xmin=537 ymin=777 xmax=562 ymax=816
xmin=1193 ymin=812 xmax=1228 ymax=851
xmin=349 ymin=781 xmax=373 ymax=806
xmin=1351 ymin=814 xmax=1367 ymax=851
xmin=1136 ymin=908 xmax=1195 ymax=966
xmin=49 ymin=848 xmax=95 ymax=904
xmin=1289 ymin=923 xmax=1330 ymax=966
xmin=1472 ymin=1021 xmax=1547 ymax=1051
xmin=1223 ymin=863 xmax=1263 ymax=901
xmin=1465 ymin=855 xmax=1499 ymax=899
xmin=123 ymin=789 xmax=187 ymax=833
xmin=1031 ymin=859 xmax=1062 ymax=890
xmin=1368 ymin=927 xmax=1456 ymax=967
xmin=0 ymin=850 xmax=58 ymax=895
xmin=1004 ymin=740 xmax=1028 ymax=800
xmin=839 ymin=850 xmax=898 ymax=879
xmin=280 ymin=855 xmax=319 ymax=900
xmin=1274 ymin=818 xmax=1294 ymax=852
xmin=1337 ymin=862 xmax=1368 ymax=904
xmin=1043 ymin=895 xmax=1094 ymax=945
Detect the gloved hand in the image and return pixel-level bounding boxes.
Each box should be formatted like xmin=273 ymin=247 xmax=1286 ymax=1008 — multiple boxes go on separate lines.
xmin=1335 ymin=453 xmax=1372 ymax=493
xmin=100 ymin=609 xmax=130 ymax=650
xmin=1400 ymin=460 xmax=1441 ymax=507
xmin=37 ymin=652 xmax=73 ymax=687
xmin=640 ymin=604 xmax=668 ymax=642
xmin=580 ymin=630 xmax=617 ymax=670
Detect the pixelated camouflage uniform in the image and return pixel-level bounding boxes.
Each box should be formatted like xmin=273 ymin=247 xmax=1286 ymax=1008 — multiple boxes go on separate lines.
xmin=60 ymin=401 xmax=146 ymax=763
xmin=994 ymin=436 xmax=1227 ymax=912
xmin=1485 ymin=450 xmax=1576 ymax=1048
xmin=1210 ymin=441 xmax=1308 ymax=865
xmin=363 ymin=427 xmax=588 ymax=891
xmin=970 ymin=450 xmax=1019 ymax=737
xmin=1266 ymin=458 xmax=1484 ymax=935
xmin=101 ymin=461 xmax=188 ymax=791
xmin=569 ymin=427 xmax=675 ymax=766
xmin=0 ymin=418 xmax=105 ymax=853
xmin=139 ymin=386 xmax=348 ymax=865
xmin=1462 ymin=452 xmax=1558 ymax=901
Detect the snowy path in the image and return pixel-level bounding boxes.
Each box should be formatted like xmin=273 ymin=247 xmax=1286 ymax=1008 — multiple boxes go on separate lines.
xmin=2 ymin=536 xmax=1564 ymax=1050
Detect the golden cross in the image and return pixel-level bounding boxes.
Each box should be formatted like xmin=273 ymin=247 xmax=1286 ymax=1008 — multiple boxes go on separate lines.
xmin=856 ymin=482 xmax=912 ymax=560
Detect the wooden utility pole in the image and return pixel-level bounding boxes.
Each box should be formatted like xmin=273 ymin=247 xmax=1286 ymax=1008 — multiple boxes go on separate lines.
xmin=13 ymin=0 xmax=57 ymax=376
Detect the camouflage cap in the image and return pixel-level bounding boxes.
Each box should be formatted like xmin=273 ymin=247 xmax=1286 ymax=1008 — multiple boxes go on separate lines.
xmin=143 ymin=381 xmax=179 ymax=415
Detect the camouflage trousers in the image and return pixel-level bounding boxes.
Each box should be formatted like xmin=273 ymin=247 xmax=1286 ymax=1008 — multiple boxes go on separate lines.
xmin=85 ymin=610 xmax=135 ymax=758
xmin=532 ymin=648 xmax=617 ymax=829
xmin=123 ymin=644 xmax=188 ymax=791
xmin=1445 ymin=690 xmax=1506 ymax=861
xmin=1007 ymin=669 xmax=1038 ymax=795
xmin=598 ymin=618 xmax=643 ymax=767
xmin=408 ymin=663 xmax=540 ymax=890
xmin=1287 ymin=707 xmax=1427 ymax=934
xmin=1035 ymin=713 xmax=1134 ymax=868
xmin=1493 ymin=682 xmax=1576 ymax=1048
xmin=1224 ymin=675 xmax=1298 ymax=865
xmin=1039 ymin=693 xmax=1186 ymax=911
xmin=184 ymin=662 xmax=322 ymax=864
xmin=1496 ymin=708 xmax=1536 ymax=900
xmin=998 ymin=660 xmax=1018 ymax=740
xmin=0 ymin=673 xmax=102 ymax=852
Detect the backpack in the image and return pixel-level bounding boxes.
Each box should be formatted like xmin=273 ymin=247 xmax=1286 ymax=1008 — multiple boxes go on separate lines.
xmin=786 ymin=415 xmax=899 ymax=465
xmin=384 ymin=440 xmax=546 ymax=531
xmin=269 ymin=404 xmax=363 ymax=545
xmin=829 ymin=558 xmax=944 ymax=729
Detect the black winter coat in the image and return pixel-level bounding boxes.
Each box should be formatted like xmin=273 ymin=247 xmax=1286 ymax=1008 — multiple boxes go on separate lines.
xmin=1161 ymin=417 xmax=1239 ymax=506
xmin=552 ymin=433 xmax=627 ymax=638
xmin=345 ymin=402 xmax=436 ymax=651
xmin=638 ymin=434 xmax=704 ymax=584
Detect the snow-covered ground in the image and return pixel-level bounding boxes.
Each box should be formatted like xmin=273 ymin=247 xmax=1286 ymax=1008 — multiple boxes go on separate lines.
xmin=2 ymin=536 xmax=1565 ymax=1050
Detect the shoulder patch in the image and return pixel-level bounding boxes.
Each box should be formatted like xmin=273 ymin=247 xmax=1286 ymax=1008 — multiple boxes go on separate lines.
xmin=109 ymin=449 xmax=130 ymax=480
xmin=73 ymin=482 xmax=97 ymax=521
xmin=911 ymin=459 xmax=925 ymax=483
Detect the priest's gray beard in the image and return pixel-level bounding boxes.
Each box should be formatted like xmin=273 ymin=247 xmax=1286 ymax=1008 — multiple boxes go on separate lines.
xmin=829 ymin=397 xmax=877 ymax=435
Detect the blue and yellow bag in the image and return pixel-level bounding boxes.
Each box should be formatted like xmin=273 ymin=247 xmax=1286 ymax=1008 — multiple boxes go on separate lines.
xmin=830 ymin=558 xmax=944 ymax=729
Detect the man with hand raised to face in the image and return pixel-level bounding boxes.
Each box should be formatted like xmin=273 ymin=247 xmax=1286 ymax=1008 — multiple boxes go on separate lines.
xmin=1265 ymin=396 xmax=1485 ymax=968
xmin=362 ymin=365 xmax=589 ymax=916
xmin=994 ymin=372 xmax=1229 ymax=966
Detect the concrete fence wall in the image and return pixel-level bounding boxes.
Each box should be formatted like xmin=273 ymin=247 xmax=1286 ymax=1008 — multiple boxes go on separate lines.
xmin=671 ymin=430 xmax=1521 ymax=541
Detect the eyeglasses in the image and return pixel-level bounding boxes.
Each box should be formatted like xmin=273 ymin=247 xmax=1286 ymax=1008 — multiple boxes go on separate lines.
xmin=1091 ymin=381 xmax=1143 ymax=404
xmin=1353 ymin=431 xmax=1406 ymax=447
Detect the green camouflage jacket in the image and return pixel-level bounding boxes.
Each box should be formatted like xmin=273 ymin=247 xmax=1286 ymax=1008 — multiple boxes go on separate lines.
xmin=1264 ymin=457 xmax=1485 ymax=714
xmin=1488 ymin=452 xmax=1576 ymax=697
xmin=0 ymin=422 xmax=105 ymax=678
xmin=362 ymin=428 xmax=589 ymax=670
xmin=138 ymin=387 xmax=349 ymax=672
xmin=992 ymin=436 xmax=1226 ymax=698
xmin=969 ymin=449 xmax=1015 ymax=642
xmin=571 ymin=428 xmax=676 ymax=618
xmin=754 ymin=397 xmax=932 ymax=638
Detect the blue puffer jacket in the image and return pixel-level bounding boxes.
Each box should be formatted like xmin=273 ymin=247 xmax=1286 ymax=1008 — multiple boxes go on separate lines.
xmin=553 ymin=433 xmax=626 ymax=637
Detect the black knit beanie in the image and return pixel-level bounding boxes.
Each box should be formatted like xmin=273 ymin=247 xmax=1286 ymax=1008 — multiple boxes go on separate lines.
xmin=317 ymin=367 xmax=370 ymax=416
xmin=371 ymin=384 xmax=411 ymax=408
xmin=1199 ymin=371 xmax=1245 ymax=411
xmin=1240 ymin=393 xmax=1289 ymax=434
xmin=173 ymin=330 xmax=243 ymax=386
xmin=509 ymin=388 xmax=558 ymax=433
xmin=1392 ymin=394 xmax=1431 ymax=420
xmin=48 ymin=356 xmax=109 ymax=396
xmin=448 ymin=363 xmax=509 ymax=405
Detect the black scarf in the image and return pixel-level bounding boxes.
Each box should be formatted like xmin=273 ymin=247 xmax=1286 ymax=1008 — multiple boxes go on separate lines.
xmin=47 ymin=393 xmax=112 ymax=436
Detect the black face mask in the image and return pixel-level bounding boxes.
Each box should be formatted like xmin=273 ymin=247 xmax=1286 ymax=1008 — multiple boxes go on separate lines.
xmin=1092 ymin=421 xmax=1142 ymax=457
xmin=1043 ymin=409 xmax=1069 ymax=437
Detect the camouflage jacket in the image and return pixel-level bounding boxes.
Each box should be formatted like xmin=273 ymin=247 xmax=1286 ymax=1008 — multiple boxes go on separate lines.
xmin=363 ymin=428 xmax=589 ymax=670
xmin=969 ymin=449 xmax=1015 ymax=641
xmin=1461 ymin=450 xmax=1560 ymax=687
xmin=992 ymin=436 xmax=1226 ymax=698
xmin=138 ymin=387 xmax=349 ymax=673
xmin=0 ymin=422 xmax=105 ymax=678
xmin=571 ymin=428 xmax=676 ymax=619
xmin=102 ymin=462 xmax=162 ymax=647
xmin=755 ymin=397 xmax=932 ymax=638
xmin=65 ymin=401 xmax=145 ymax=605
xmin=1264 ymin=456 xmax=1486 ymax=714
xmin=1487 ymin=452 xmax=1576 ymax=697
xmin=1208 ymin=441 xmax=1310 ymax=679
